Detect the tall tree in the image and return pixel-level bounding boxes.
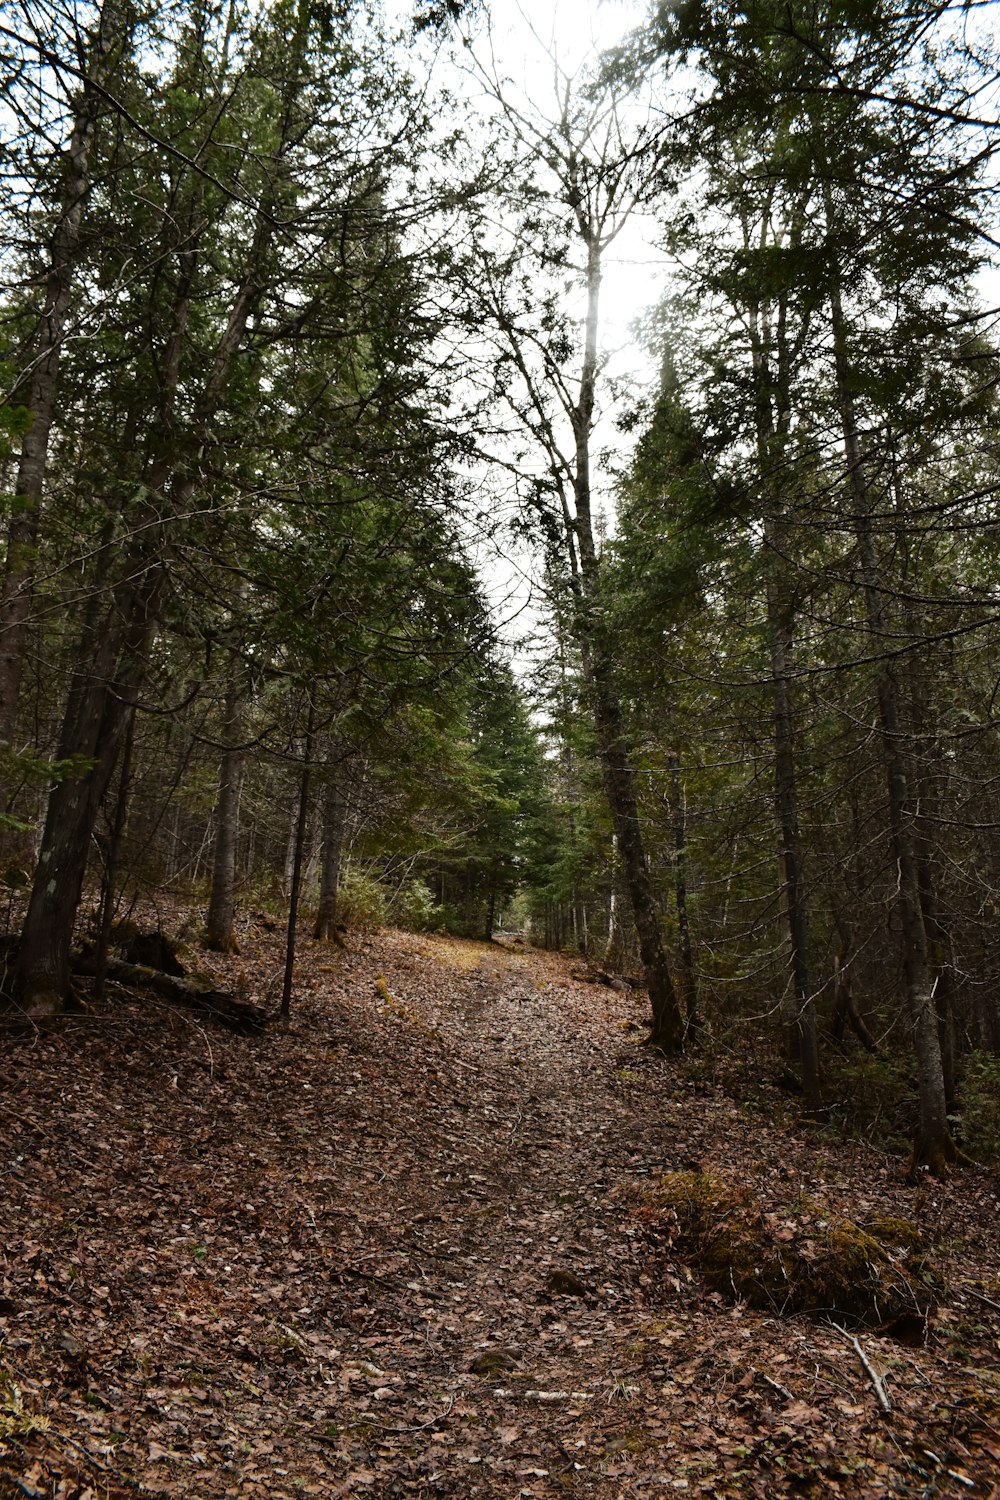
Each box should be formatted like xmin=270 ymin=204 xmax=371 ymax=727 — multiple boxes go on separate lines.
xmin=0 ymin=0 xmax=128 ymax=751
xmin=624 ymin=0 xmax=1000 ymax=1163
xmin=459 ymin=42 xmax=686 ymax=1047
xmin=8 ymin=0 xmax=463 ymax=1014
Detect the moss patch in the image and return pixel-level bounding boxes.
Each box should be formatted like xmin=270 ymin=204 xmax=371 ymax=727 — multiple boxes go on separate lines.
xmin=637 ymin=1171 xmax=941 ymax=1330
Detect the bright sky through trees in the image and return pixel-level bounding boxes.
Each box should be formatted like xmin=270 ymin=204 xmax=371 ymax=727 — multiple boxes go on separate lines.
xmin=411 ymin=0 xmax=671 ymax=643
xmin=483 ymin=0 xmax=668 ymax=357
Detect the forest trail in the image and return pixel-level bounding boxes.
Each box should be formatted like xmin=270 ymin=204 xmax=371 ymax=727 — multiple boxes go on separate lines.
xmin=2 ymin=922 xmax=999 ymax=1499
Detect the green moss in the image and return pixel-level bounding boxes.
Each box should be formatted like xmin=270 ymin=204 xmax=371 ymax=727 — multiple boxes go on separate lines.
xmin=639 ymin=1170 xmax=743 ymax=1233
xmin=638 ymin=1171 xmax=940 ymax=1329
xmin=862 ymin=1215 xmax=925 ymax=1252
xmin=469 ymin=1349 xmax=518 ymax=1376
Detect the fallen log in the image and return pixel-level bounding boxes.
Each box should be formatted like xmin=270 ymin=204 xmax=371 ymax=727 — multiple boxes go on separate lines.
xmin=71 ymin=955 xmax=266 ymax=1035
xmin=569 ymin=966 xmax=627 ymax=991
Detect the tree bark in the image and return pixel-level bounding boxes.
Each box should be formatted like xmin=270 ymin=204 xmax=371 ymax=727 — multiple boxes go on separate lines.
xmin=14 ymin=565 xmax=165 ymax=1017
xmin=0 ymin=0 xmax=125 ymax=750
xmin=313 ymin=755 xmax=347 ymax=941
xmin=586 ymin=663 xmax=684 ymax=1048
xmin=9 ymin=0 xmax=314 ymax=1011
xmin=668 ymin=748 xmax=699 ymax=1042
xmin=745 ymin=241 xmax=821 ymax=1111
xmin=765 ymin=568 xmax=820 ymax=1110
xmin=832 ymin=945 xmax=879 ymax=1053
xmin=281 ymin=700 xmax=315 ymax=1022
xmin=14 ymin=227 xmax=276 ymax=1011
xmin=94 ymin=705 xmax=137 ymax=998
xmin=604 ymin=836 xmax=624 ymax=968
xmin=72 ymin=953 xmax=265 ymax=1034
xmin=205 ymin=676 xmax=244 ymax=953
xmin=827 ymin=242 xmax=955 ymax=1171
xmin=570 ymin=235 xmax=684 ymax=1051
xmin=484 ymin=878 xmax=498 ymax=942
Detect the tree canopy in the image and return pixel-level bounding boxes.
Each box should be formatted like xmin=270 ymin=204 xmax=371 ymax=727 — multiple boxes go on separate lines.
xmin=1 ymin=0 xmax=999 ymax=1172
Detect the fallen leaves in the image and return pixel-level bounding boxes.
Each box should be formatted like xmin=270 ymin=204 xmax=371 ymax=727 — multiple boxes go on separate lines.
xmin=0 ymin=914 xmax=999 ymax=1498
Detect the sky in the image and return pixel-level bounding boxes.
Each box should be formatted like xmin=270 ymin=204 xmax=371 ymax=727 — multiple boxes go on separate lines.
xmin=411 ymin=0 xmax=671 ymax=655
xmin=466 ymin=0 xmax=670 ymax=348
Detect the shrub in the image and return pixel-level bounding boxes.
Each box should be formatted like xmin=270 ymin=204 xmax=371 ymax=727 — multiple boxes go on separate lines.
xmin=389 ymin=879 xmax=444 ymax=933
xmin=959 ymin=1051 xmax=1000 ymax=1163
xmin=824 ymin=1051 xmax=918 ymax=1153
xmin=335 ymin=869 xmax=387 ymax=930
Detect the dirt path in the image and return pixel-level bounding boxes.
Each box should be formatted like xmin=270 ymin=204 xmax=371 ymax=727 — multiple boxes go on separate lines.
xmin=2 ymin=926 xmax=999 ymax=1498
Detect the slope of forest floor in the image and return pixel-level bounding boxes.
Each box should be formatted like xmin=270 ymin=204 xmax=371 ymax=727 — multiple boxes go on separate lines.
xmin=2 ymin=913 xmax=1000 ymax=1499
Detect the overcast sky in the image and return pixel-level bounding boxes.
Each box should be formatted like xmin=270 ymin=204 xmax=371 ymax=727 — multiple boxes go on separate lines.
xmin=467 ymin=0 xmax=670 ymax=344
xmin=408 ymin=0 xmax=670 ymax=654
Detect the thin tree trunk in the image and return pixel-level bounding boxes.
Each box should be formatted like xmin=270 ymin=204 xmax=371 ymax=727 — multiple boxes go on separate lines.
xmin=745 ymin=236 xmax=821 ymax=1111
xmin=313 ymin=761 xmax=347 ymax=941
xmin=587 ymin=666 xmax=683 ymax=1047
xmin=832 ymin=944 xmax=879 ymax=1054
xmin=668 ymin=748 xmax=700 ymax=1043
xmin=827 ymin=244 xmax=955 ymax=1172
xmin=94 ymin=705 xmax=137 ymax=999
xmin=604 ymin=836 xmax=623 ymax=968
xmin=571 ymin=235 xmax=684 ymax=1051
xmin=205 ymin=676 xmax=244 ymax=953
xmin=765 ymin=571 xmax=820 ymax=1110
xmin=575 ymin=899 xmax=587 ymax=954
xmin=281 ymin=701 xmax=314 ymax=1023
xmin=896 ymin=510 xmax=959 ymax=1116
xmin=484 ymin=879 xmax=498 ymax=942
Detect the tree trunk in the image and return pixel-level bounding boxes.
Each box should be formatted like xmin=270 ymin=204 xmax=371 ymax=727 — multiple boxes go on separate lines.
xmin=313 ymin=761 xmax=347 ymax=940
xmin=898 ymin=533 xmax=958 ymax=1116
xmin=484 ymin=880 xmax=498 ymax=942
xmin=828 ymin=247 xmax=955 ymax=1172
xmin=832 ymin=945 xmax=879 ymax=1054
xmin=205 ymin=677 xmax=244 ymax=953
xmin=14 ymin=185 xmax=278 ymax=1012
xmin=604 ymin=838 xmax=624 ymax=969
xmin=745 ymin=237 xmax=821 ymax=1112
xmin=668 ymin=748 xmax=700 ymax=1043
xmin=281 ymin=701 xmax=314 ymax=1023
xmin=570 ymin=235 xmax=684 ymax=1051
xmin=765 ymin=570 xmax=821 ymax=1110
xmin=0 ymin=0 xmax=124 ymax=749
xmin=915 ymin=839 xmax=957 ymax=1115
xmin=14 ymin=565 xmax=164 ymax=1016
xmin=94 ymin=706 xmax=137 ymax=999
xmin=587 ymin=665 xmax=684 ymax=1048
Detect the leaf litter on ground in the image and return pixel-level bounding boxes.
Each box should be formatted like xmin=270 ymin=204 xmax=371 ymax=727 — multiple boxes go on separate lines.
xmin=1 ymin=910 xmax=999 ymax=1498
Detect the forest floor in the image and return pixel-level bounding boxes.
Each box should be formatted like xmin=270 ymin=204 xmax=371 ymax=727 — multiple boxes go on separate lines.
xmin=2 ymin=915 xmax=1000 ymax=1499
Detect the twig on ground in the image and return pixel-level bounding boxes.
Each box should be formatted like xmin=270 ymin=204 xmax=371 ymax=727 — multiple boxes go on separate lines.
xmin=375 ymin=1394 xmax=455 ymax=1434
xmin=832 ymin=1324 xmax=892 ymax=1415
xmin=755 ymin=1367 xmax=796 ymax=1403
xmin=523 ymin=1390 xmax=595 ymax=1402
xmin=961 ymin=1286 xmax=1000 ymax=1315
xmin=338 ymin=1263 xmax=407 ymax=1293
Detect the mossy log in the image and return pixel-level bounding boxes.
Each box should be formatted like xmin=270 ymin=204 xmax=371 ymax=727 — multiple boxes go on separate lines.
xmin=72 ymin=954 xmax=266 ymax=1034
xmin=637 ymin=1170 xmax=941 ymax=1332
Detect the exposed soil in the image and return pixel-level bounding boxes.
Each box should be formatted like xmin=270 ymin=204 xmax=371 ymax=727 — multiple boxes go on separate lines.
xmin=2 ymin=919 xmax=999 ymax=1498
